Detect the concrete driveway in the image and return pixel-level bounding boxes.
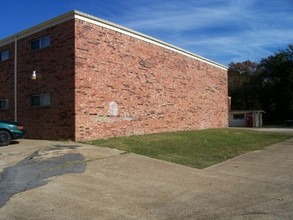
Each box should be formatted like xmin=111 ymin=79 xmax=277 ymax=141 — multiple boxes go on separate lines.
xmin=0 ymin=137 xmax=292 ymax=220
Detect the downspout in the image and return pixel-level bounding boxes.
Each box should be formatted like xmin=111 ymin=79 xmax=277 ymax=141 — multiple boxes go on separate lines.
xmin=14 ymin=36 xmax=18 ymax=122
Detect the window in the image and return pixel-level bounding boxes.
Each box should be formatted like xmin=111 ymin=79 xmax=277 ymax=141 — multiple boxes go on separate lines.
xmin=233 ymin=114 xmax=245 ymax=120
xmin=31 ymin=35 xmax=51 ymax=51
xmin=0 ymin=50 xmax=9 ymax=62
xmin=0 ymin=99 xmax=9 ymax=110
xmin=31 ymin=93 xmax=51 ymax=107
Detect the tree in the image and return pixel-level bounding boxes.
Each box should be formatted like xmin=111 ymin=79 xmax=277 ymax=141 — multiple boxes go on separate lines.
xmin=228 ymin=45 xmax=293 ymax=125
xmin=257 ymin=45 xmax=293 ymax=124
xmin=228 ymin=60 xmax=259 ymax=110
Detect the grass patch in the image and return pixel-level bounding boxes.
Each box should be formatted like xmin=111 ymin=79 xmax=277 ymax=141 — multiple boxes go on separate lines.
xmin=87 ymin=128 xmax=292 ymax=169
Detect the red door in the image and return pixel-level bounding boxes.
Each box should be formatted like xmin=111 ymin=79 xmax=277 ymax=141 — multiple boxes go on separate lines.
xmin=246 ymin=113 xmax=253 ymax=127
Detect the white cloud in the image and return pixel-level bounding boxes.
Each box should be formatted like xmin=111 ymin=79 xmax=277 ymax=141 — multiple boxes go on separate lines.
xmin=119 ymin=1 xmax=239 ymax=31
xmin=1 ymin=0 xmax=291 ymax=66
xmin=113 ymin=0 xmax=293 ymax=65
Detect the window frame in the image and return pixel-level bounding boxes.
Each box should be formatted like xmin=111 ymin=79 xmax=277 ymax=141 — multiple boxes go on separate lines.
xmin=0 ymin=50 xmax=9 ymax=62
xmin=0 ymin=99 xmax=9 ymax=110
xmin=31 ymin=93 xmax=51 ymax=107
xmin=233 ymin=114 xmax=245 ymax=120
xmin=30 ymin=35 xmax=51 ymax=51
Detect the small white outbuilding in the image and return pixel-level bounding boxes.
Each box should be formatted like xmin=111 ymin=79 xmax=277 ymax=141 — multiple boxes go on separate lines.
xmin=229 ymin=110 xmax=265 ymax=127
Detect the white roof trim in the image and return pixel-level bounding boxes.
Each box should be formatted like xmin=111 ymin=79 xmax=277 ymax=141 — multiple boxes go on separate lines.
xmin=0 ymin=10 xmax=227 ymax=70
xmin=74 ymin=11 xmax=227 ymax=70
xmin=230 ymin=110 xmax=265 ymax=114
xmin=0 ymin=11 xmax=75 ymax=46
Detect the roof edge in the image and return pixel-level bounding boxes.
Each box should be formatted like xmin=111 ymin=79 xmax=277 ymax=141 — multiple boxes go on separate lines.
xmin=229 ymin=110 xmax=266 ymax=114
xmin=73 ymin=10 xmax=227 ymax=70
xmin=0 ymin=10 xmax=227 ymax=70
xmin=0 ymin=11 xmax=75 ymax=46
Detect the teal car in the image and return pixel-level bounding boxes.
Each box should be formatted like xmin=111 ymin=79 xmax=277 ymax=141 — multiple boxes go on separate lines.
xmin=0 ymin=120 xmax=26 ymax=146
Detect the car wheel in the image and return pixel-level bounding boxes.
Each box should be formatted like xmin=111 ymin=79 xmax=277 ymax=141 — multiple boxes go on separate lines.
xmin=0 ymin=130 xmax=12 ymax=146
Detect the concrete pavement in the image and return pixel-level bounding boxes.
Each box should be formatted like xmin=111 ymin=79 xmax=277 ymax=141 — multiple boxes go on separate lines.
xmin=0 ymin=137 xmax=292 ymax=219
xmin=231 ymin=127 xmax=293 ymax=134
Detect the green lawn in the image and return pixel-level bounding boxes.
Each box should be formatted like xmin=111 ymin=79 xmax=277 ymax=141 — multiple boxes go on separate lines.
xmin=87 ymin=128 xmax=292 ymax=169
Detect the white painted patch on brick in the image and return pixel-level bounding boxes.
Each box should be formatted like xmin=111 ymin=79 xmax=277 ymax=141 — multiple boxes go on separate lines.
xmin=109 ymin=101 xmax=118 ymax=116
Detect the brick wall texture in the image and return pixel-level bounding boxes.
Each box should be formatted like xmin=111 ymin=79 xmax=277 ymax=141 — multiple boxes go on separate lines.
xmin=74 ymin=19 xmax=228 ymax=140
xmin=0 ymin=16 xmax=228 ymax=141
xmin=0 ymin=20 xmax=76 ymax=140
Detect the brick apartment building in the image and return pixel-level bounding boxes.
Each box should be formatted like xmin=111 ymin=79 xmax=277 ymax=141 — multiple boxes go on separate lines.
xmin=0 ymin=10 xmax=228 ymax=141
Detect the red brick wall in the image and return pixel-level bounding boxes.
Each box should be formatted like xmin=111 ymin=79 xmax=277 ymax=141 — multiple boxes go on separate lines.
xmin=1 ymin=17 xmax=228 ymax=141
xmin=74 ymin=19 xmax=228 ymax=140
xmin=0 ymin=42 xmax=15 ymax=121
xmin=0 ymin=20 xmax=76 ymax=140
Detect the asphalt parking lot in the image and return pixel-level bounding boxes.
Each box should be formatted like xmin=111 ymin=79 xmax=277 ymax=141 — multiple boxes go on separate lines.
xmin=0 ymin=135 xmax=292 ymax=219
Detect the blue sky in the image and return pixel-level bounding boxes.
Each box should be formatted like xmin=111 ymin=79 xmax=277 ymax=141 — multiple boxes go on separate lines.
xmin=1 ymin=0 xmax=292 ymax=66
